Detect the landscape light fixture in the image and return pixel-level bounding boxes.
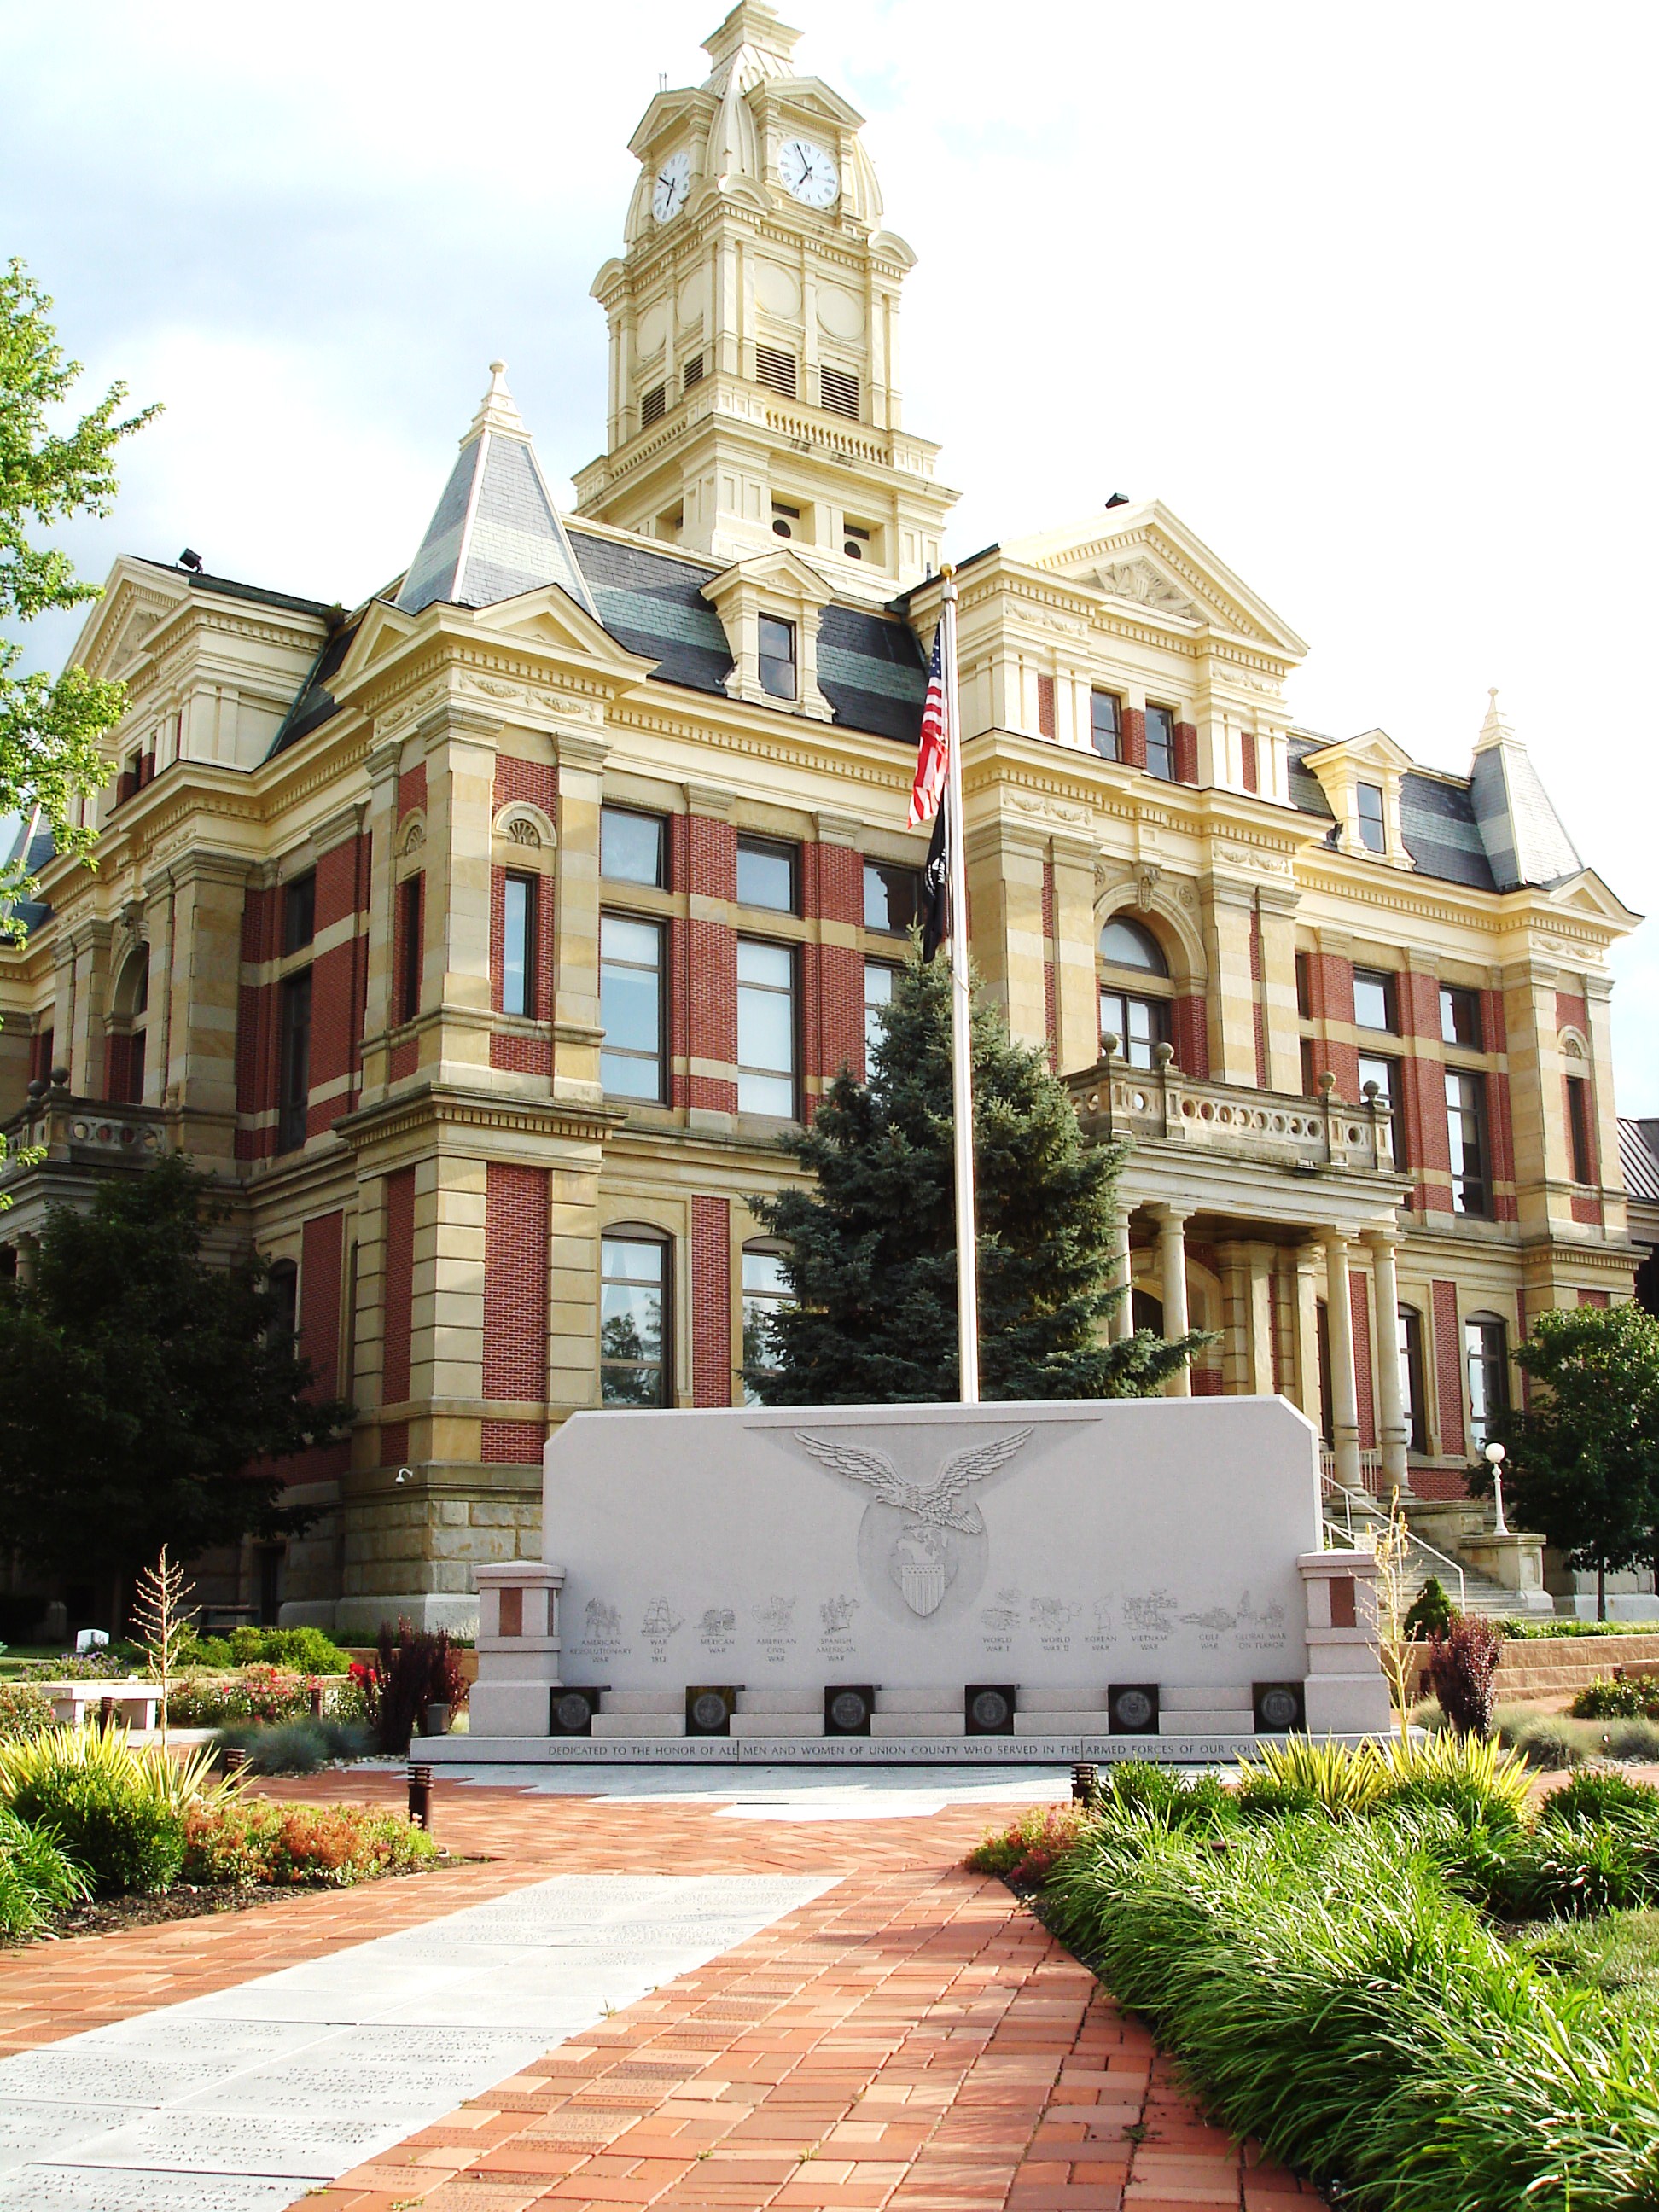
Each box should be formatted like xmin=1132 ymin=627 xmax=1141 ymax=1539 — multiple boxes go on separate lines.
xmin=1484 ymin=1439 xmax=1508 ymax=1535
xmin=178 ymin=548 xmax=202 ymax=571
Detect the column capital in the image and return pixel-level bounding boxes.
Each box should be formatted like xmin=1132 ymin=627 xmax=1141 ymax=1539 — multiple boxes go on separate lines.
xmin=1359 ymin=1225 xmax=1400 ymax=1253
xmin=1149 ymin=1202 xmax=1190 ymax=1228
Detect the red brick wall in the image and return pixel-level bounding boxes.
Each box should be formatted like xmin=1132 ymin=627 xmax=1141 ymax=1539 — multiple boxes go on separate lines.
xmin=300 ymin=1211 xmax=344 ymax=1400
xmin=104 ymin=1032 xmax=131 ymax=1103
xmin=1580 ymin=1288 xmax=1610 ymax=1308
xmin=1394 ymin=968 xmax=1446 ymax=1203
xmin=1431 ymin=1278 xmax=1464 ymax=1458
xmin=691 ymin=1195 xmax=731 ymax=1407
xmin=1351 ymin=1269 xmax=1375 ymax=1449
xmin=1488 ymin=1068 xmax=1519 ymax=1220
xmin=1309 ymin=951 xmax=1360 ymax=1101
xmin=234 ymin=882 xmax=283 ymax=1161
xmin=818 ymin=945 xmax=864 ymax=1091
xmin=28 ymin=1027 xmax=54 ymax=1086
xmin=806 ymin=841 xmax=862 ymax=928
xmin=1172 ymin=994 xmax=1209 ymax=1079
xmin=481 ymin=1162 xmax=549 ymax=1460
xmin=381 ymin=1168 xmax=416 ymax=1408
xmin=1174 ymin=721 xmax=1198 ymax=785
xmin=494 ymin=754 xmax=556 ymax=819
xmin=1555 ymin=989 xmax=1589 ymax=1041
xmin=1121 ymin=707 xmax=1147 ymax=771
xmin=1036 ymin=674 xmax=1056 ymax=739
xmin=1240 ymin=731 xmax=1258 ymax=794
xmin=398 ymin=762 xmax=427 ymax=822
xmin=682 ymin=812 xmax=737 ymax=1116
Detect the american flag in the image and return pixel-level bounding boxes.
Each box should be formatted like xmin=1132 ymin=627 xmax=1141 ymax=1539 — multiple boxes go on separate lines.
xmin=907 ymin=627 xmax=951 ymax=827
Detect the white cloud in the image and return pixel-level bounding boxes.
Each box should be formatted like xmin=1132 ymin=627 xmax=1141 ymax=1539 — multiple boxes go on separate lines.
xmin=8 ymin=0 xmax=1655 ymax=1103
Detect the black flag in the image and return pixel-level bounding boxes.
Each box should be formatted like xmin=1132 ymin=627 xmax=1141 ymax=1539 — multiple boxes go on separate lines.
xmin=919 ymin=806 xmax=948 ymax=962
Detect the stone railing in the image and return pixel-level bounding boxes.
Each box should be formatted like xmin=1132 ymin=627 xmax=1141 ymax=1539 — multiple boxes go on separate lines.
xmin=1068 ymin=1050 xmax=1394 ymax=1175
xmin=3 ymin=1074 xmax=168 ymax=1175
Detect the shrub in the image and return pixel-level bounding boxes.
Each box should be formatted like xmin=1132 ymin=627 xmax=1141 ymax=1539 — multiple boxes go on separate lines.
xmin=373 ymin=1621 xmax=468 ymax=1755
xmin=0 ymin=1804 xmax=88 ymax=1934
xmin=226 ymin=1626 xmax=352 ymax=1674
xmin=1497 ymin=1707 xmax=1600 ymax=1769
xmin=1233 ymin=1772 xmax=1327 ymax=1824
xmin=1542 ymin=1769 xmax=1659 ymax=1830
xmin=1499 ymin=1616 xmax=1659 ymax=1639
xmin=177 ymin=1628 xmax=233 ymax=1668
xmin=8 ymin=1769 xmax=184 ymax=1895
xmin=1043 ymin=1813 xmax=1659 ymax=2209
xmin=167 ymin=1666 xmax=316 ymax=1729
xmin=180 ymin=1796 xmax=439 ymax=1887
xmin=1574 ymin=1675 xmax=1659 ymax=1720
xmin=211 ymin=1719 xmax=372 ymax=1775
xmin=1404 ymin=1576 xmax=1457 ymax=1642
xmin=0 ymin=1684 xmax=55 ymax=1740
xmin=1375 ymin=1728 xmax=1532 ymax=1827
xmin=966 ymin=1802 xmax=1086 ymax=1883
xmin=1523 ymin=1910 xmax=1659 ymax=2023
xmin=1426 ymin=1613 xmax=1503 ymax=1738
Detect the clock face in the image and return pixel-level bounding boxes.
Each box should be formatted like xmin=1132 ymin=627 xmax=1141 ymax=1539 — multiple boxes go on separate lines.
xmin=651 ymin=148 xmax=691 ymax=224
xmin=778 ymin=137 xmax=840 ymax=209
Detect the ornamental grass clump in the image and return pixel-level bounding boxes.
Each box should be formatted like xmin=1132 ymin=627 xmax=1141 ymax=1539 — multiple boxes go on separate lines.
xmin=1044 ymin=1812 xmax=1659 ymax=2210
xmin=0 ymin=1804 xmax=87 ymax=1935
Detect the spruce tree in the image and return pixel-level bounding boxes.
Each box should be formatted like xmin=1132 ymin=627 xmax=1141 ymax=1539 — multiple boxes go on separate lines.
xmin=748 ymin=949 xmax=1206 ymax=1403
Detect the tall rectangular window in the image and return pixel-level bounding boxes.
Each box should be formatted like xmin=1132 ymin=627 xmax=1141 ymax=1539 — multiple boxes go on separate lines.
xmin=737 ymin=939 xmax=796 ymax=1115
xmin=1090 ymin=690 xmax=1121 ymax=760
xmin=1356 ymin=782 xmax=1386 ymax=853
xmin=1440 ymin=985 xmax=1482 ymax=1049
xmin=1399 ymin=1306 xmax=1429 ymax=1456
xmin=397 ymin=875 xmax=423 ymax=1024
xmin=282 ymin=871 xmax=316 ymax=954
xmin=1568 ymin=1074 xmax=1595 ymax=1185
xmin=1357 ymin=1052 xmax=1402 ymax=1165
xmin=1099 ymin=988 xmax=1170 ymax=1070
xmin=758 ymin=615 xmax=797 ymax=701
xmin=278 ymin=970 xmax=311 ymax=1153
xmin=601 ymin=806 xmax=667 ymax=887
xmin=600 ymin=1233 xmax=669 ymax=1406
xmin=864 ymin=860 xmax=921 ymax=934
xmin=1353 ymin=967 xmax=1398 ymax=1033
xmin=599 ymin=913 xmax=665 ymax=1101
xmin=741 ymin=1245 xmax=791 ymax=1404
xmin=503 ymin=871 xmax=538 ymax=1017
xmin=864 ymin=958 xmax=896 ymax=1062
xmin=1465 ymin=1313 xmax=1509 ymax=1450
xmin=1447 ymin=1068 xmax=1490 ymax=1215
xmin=1300 ymin=1038 xmax=1318 ymax=1097
xmin=736 ymin=835 xmax=797 ymax=913
xmin=1144 ymin=703 xmax=1175 ymax=780
xmin=1295 ymin=951 xmax=1313 ymax=1020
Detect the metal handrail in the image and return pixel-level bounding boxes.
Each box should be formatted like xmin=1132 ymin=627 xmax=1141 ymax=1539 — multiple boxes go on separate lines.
xmin=1320 ymin=1476 xmax=1467 ymax=1610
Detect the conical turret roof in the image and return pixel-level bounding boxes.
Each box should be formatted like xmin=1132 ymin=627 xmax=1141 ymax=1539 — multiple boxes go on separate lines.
xmin=397 ymin=364 xmax=596 ymax=620
xmin=1468 ymin=688 xmax=1583 ymax=889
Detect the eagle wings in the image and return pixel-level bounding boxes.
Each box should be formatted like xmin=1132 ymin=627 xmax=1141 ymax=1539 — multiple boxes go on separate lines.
xmin=795 ymin=1428 xmax=1033 ymax=1535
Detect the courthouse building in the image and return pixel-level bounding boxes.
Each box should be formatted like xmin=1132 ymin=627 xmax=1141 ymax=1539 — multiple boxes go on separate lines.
xmin=0 ymin=3 xmax=1643 ymax=1631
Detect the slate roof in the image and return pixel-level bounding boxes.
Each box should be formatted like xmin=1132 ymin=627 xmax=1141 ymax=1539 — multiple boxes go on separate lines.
xmin=137 ymin=560 xmax=335 ymax=620
xmin=396 ymin=426 xmax=596 ymax=620
xmin=268 ymin=618 xmax=361 ymax=758
xmin=567 ymin=527 xmax=928 ymax=744
xmin=1619 ymin=1119 xmax=1659 ymax=1207
xmin=1289 ymin=732 xmax=1500 ymax=891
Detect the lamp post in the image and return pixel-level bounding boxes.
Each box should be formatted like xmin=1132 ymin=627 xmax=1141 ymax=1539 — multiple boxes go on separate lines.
xmin=1485 ymin=1439 xmax=1508 ymax=1535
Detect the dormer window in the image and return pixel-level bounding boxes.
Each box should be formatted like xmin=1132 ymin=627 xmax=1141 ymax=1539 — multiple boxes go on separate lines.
xmin=1356 ymin=781 xmax=1386 ymax=853
xmin=759 ymin=615 xmax=797 ymax=701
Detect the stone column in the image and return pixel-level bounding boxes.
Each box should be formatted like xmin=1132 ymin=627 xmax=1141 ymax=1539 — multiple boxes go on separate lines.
xmin=1109 ymin=1209 xmax=1133 ymax=1342
xmin=1323 ymin=1229 xmax=1361 ymax=1489
xmin=1365 ymin=1230 xmax=1408 ymax=1494
xmin=550 ymin=730 xmax=609 ymax=1110
xmin=1247 ymin=1241 xmax=1278 ymax=1395
xmin=1152 ymin=1203 xmax=1190 ymax=1396
xmin=1050 ymin=831 xmax=1101 ymax=1077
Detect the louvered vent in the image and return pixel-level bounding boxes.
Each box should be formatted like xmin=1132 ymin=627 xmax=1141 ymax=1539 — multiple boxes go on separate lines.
xmin=819 ymin=365 xmax=859 ymax=418
xmin=640 ymin=382 xmax=667 ymax=428
xmin=754 ymin=345 xmax=798 ymax=399
xmin=682 ymin=352 xmax=706 ymax=391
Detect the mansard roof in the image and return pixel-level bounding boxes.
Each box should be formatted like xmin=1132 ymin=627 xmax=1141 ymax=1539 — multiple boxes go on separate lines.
xmin=1620 ymin=1118 xmax=1659 ymax=1206
xmin=1468 ymin=689 xmax=1583 ymax=890
xmin=395 ymin=365 xmax=597 ymax=622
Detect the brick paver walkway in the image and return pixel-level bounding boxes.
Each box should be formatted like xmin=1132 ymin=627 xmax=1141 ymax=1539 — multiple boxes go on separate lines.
xmin=0 ymin=1772 xmax=1319 ymax=2209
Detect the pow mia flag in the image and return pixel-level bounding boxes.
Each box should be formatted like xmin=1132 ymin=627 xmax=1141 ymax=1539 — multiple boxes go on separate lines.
xmin=919 ymin=806 xmax=948 ymax=963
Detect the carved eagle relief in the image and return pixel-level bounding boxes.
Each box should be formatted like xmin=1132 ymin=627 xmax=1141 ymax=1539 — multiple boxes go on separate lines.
xmin=795 ymin=1429 xmax=1033 ymax=1536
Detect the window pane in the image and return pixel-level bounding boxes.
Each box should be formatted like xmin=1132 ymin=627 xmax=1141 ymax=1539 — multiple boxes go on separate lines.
xmin=600 ymin=1235 xmax=667 ymax=1407
xmin=864 ymin=958 xmax=894 ymax=1061
xmin=1100 ymin=989 xmax=1167 ymax=1070
xmin=1399 ymin=1307 xmax=1427 ymax=1455
xmin=283 ymin=872 xmax=316 ymax=954
xmin=1440 ymin=986 xmax=1482 ymax=1049
xmin=279 ymin=971 xmax=311 ymax=1153
xmin=600 ymin=913 xmax=663 ymax=1100
xmin=758 ymin=615 xmax=796 ymax=701
xmin=1091 ymin=690 xmax=1121 ymax=760
xmin=736 ymin=837 xmax=796 ymax=912
xmin=741 ymin=1248 xmax=792 ymax=1406
xmin=1465 ymin=1316 xmax=1507 ymax=1449
xmin=737 ymin=939 xmax=795 ymax=1115
xmin=1447 ymin=1068 xmax=1488 ymax=1214
xmin=864 ymin=860 xmax=921 ymax=934
xmin=601 ymin=806 xmax=666 ymax=886
xmin=1099 ymin=917 xmax=1168 ymax=974
xmin=1353 ymin=969 xmax=1396 ymax=1032
xmin=1145 ymin=705 xmax=1174 ymax=779
xmin=1295 ymin=951 xmax=1313 ymax=1019
xmin=1568 ymin=1076 xmax=1594 ymax=1184
xmin=503 ymin=873 xmax=533 ymax=1016
xmin=1356 ymin=782 xmax=1386 ymax=853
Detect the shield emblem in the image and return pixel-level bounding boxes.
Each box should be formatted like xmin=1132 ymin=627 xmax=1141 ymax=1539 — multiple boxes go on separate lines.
xmin=895 ymin=1560 xmax=947 ymax=1616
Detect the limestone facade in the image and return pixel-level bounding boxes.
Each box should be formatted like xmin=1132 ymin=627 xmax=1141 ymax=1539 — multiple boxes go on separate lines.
xmin=0 ymin=3 xmax=1642 ymax=1633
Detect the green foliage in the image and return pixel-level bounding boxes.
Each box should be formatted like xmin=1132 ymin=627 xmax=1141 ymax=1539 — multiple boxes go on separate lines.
xmin=0 ymin=259 xmax=160 ymax=916
xmin=0 ymin=1683 xmax=55 ymax=1739
xmin=1237 ymin=1735 xmax=1386 ymax=1816
xmin=0 ymin=1802 xmax=87 ymax=1934
xmin=1084 ymin=1760 xmax=1239 ymax=1832
xmin=179 ymin=1796 xmax=439 ymax=1888
xmin=372 ymin=1620 xmax=468 ymax=1755
xmin=1575 ymin=1675 xmax=1659 ymax=1720
xmin=1524 ymin=1911 xmax=1659 ymax=2024
xmin=6 ymin=1767 xmax=183 ymax=1895
xmin=1542 ymin=1770 xmax=1659 ymax=1830
xmin=748 ymin=948 xmax=1207 ymax=1402
xmin=964 ymin=1802 xmax=1086 ymax=1883
xmin=1043 ymin=1813 xmax=1659 ymax=2209
xmin=226 ymin=1626 xmax=352 ymax=1674
xmin=1499 ymin=1616 xmax=1659 ymax=1639
xmin=1483 ymin=1305 xmax=1659 ymax=1613
xmin=167 ymin=1666 xmax=316 ymax=1729
xmin=0 ymin=1155 xmax=350 ymax=1589
xmin=1402 ymin=1575 xmax=1456 ymax=1641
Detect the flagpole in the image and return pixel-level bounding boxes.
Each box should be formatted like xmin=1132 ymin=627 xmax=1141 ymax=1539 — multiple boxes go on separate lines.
xmin=938 ymin=564 xmax=980 ymax=1406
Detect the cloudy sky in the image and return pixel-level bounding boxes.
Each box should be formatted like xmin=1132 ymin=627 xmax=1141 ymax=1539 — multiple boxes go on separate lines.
xmin=7 ymin=0 xmax=1656 ymax=1108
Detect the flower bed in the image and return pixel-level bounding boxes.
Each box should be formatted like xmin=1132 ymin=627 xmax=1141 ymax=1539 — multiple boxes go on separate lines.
xmin=975 ymin=1743 xmax=1659 ymax=2209
xmin=180 ymin=1797 xmax=438 ymax=1887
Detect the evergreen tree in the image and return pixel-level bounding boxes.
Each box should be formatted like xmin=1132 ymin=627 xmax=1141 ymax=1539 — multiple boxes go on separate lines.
xmin=748 ymin=949 xmax=1206 ymax=1403
xmin=1481 ymin=1302 xmax=1659 ymax=1620
xmin=0 ymin=1155 xmax=349 ymax=1627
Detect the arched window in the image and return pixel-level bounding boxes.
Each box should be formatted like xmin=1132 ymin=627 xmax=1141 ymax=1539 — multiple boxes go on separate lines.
xmin=108 ymin=946 xmax=150 ymax=1105
xmin=1098 ymin=914 xmax=1173 ymax=1068
xmin=1464 ymin=1311 xmax=1509 ymax=1451
xmin=740 ymin=1243 xmax=792 ymax=1405
xmin=599 ymin=1229 xmax=671 ymax=1406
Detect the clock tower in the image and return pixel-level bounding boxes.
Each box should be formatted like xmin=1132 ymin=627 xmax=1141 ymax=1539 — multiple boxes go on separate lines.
xmin=572 ymin=1 xmax=957 ymax=602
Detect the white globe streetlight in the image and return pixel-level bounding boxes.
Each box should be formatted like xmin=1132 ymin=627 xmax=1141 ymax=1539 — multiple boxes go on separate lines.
xmin=1484 ymin=1439 xmax=1508 ymax=1535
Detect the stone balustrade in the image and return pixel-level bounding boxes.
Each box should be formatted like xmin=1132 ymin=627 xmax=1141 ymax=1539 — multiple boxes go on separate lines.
xmin=1068 ymin=1052 xmax=1394 ymax=1175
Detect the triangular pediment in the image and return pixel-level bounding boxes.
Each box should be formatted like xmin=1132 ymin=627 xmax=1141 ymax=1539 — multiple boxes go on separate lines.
xmin=1006 ymin=500 xmax=1307 ymax=660
xmin=1542 ymin=868 xmax=1643 ymax=929
xmin=1303 ymin=727 xmax=1417 ymax=777
xmin=336 ymin=584 xmax=655 ymax=706
xmin=701 ymin=545 xmax=835 ymax=605
xmin=472 ymin=584 xmax=655 ymax=676
xmin=762 ymin=76 xmax=866 ymax=131
xmin=70 ymin=560 xmax=189 ymax=684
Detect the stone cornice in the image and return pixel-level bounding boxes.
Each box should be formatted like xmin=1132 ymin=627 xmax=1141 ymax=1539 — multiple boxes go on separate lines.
xmin=333 ymin=1083 xmax=624 ymax=1154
